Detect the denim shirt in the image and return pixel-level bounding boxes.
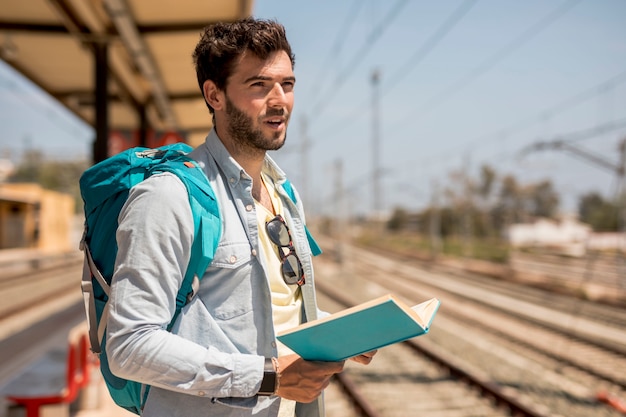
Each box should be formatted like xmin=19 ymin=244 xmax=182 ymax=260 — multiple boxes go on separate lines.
xmin=106 ymin=129 xmax=324 ymax=417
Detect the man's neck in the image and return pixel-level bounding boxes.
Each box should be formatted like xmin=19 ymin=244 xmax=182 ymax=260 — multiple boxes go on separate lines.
xmin=214 ymin=126 xmax=268 ymax=207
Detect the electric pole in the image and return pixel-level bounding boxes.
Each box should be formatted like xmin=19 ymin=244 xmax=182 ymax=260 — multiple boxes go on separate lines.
xmin=371 ymin=69 xmax=381 ymax=220
xmin=430 ymin=179 xmax=442 ymax=259
xmin=300 ymin=116 xmax=310 ymax=215
xmin=522 ymin=136 xmax=626 ymax=255
xmin=335 ymin=159 xmax=346 ymax=265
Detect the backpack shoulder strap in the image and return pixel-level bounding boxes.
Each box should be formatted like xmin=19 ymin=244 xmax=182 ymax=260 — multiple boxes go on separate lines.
xmin=282 ymin=179 xmax=322 ymax=256
xmin=150 ymin=156 xmax=221 ymax=323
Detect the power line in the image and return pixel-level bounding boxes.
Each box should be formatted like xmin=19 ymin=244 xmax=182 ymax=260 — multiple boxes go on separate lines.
xmin=384 ymin=0 xmax=479 ymax=96
xmin=428 ymin=116 xmax=626 ymax=185
xmin=386 ymin=37 xmax=626 ymax=174
xmin=311 ymin=0 xmax=583 ymax=146
xmin=306 ymin=0 xmax=365 ymax=99
xmin=308 ymin=0 xmax=410 ymax=117
xmin=518 ymin=118 xmax=626 ymax=173
xmin=451 ymin=68 xmax=626 ymax=159
xmin=391 ymin=0 xmax=582 ymax=133
xmin=313 ymin=67 xmax=626 ymax=200
xmin=311 ymin=0 xmax=477 ymax=139
xmin=0 ymin=64 xmax=90 ymax=141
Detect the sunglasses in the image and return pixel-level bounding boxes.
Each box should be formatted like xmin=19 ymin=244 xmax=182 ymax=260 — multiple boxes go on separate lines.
xmin=265 ymin=215 xmax=305 ymax=286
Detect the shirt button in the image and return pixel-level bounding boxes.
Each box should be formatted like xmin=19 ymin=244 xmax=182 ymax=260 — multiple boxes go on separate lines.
xmin=271 ymin=341 xmax=277 ymax=348
xmin=251 ymin=249 xmax=257 ymax=257
xmin=246 ymin=204 xmax=253 ymax=211
xmin=229 ymin=255 xmax=237 ymax=264
xmin=229 ymin=177 xmax=236 ymax=184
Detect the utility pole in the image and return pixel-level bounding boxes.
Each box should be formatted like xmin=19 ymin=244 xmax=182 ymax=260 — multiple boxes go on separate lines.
xmin=300 ymin=116 xmax=310 ymax=215
xmin=462 ymin=154 xmax=473 ymax=258
xmin=430 ymin=179 xmax=442 ymax=259
xmin=523 ymin=136 xmax=626 ymax=257
xmin=617 ymin=139 xmax=626 ymax=256
xmin=371 ymin=69 xmax=381 ymax=221
xmin=335 ymin=159 xmax=346 ymax=265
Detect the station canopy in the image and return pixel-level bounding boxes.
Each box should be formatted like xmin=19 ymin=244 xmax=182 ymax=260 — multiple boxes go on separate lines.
xmin=0 ymin=0 xmax=255 ymax=159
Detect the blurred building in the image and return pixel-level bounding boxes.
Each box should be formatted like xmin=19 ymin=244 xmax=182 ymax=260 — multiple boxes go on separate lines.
xmin=0 ymin=183 xmax=74 ymax=251
xmin=0 ymin=158 xmax=14 ymax=182
xmin=507 ymin=216 xmax=625 ymax=256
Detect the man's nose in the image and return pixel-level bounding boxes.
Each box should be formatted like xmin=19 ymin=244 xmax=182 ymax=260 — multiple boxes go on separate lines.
xmin=268 ymin=83 xmax=288 ymax=107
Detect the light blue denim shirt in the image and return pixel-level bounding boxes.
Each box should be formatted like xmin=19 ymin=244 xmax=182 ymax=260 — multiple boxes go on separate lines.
xmin=106 ymin=129 xmax=324 ymax=417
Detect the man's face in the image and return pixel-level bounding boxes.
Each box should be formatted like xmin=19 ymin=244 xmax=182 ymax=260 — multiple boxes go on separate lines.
xmin=222 ymin=50 xmax=295 ymax=152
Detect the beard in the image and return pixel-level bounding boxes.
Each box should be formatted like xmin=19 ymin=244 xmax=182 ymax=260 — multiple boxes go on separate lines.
xmin=225 ymin=96 xmax=289 ymax=152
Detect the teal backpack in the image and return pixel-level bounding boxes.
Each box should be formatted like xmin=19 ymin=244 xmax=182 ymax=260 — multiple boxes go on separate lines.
xmin=79 ymin=143 xmax=320 ymax=414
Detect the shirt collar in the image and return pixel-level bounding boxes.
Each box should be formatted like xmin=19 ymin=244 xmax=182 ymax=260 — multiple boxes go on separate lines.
xmin=202 ymin=128 xmax=288 ymax=188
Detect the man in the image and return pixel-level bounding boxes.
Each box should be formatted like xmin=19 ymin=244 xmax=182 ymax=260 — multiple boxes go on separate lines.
xmin=105 ymin=17 xmax=375 ymax=417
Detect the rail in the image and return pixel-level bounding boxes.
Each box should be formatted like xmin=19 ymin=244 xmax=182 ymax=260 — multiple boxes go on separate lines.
xmin=316 ymin=279 xmax=552 ymax=417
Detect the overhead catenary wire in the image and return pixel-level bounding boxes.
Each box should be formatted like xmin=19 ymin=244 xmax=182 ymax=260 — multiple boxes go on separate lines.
xmin=518 ymin=119 xmax=626 ymax=173
xmin=390 ymin=0 xmax=583 ymax=135
xmin=384 ymin=0 xmax=479 ymax=96
xmin=306 ymin=0 xmax=365 ymax=100
xmin=307 ymin=0 xmax=410 ymax=118
xmin=309 ymin=0 xmax=582 ymax=142
xmin=0 ymin=64 xmax=89 ymax=143
xmin=415 ymin=68 xmax=626 ymax=169
xmin=311 ymin=0 xmax=478 ymax=139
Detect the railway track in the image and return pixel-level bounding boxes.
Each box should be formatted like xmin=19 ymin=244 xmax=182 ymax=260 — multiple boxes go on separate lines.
xmin=3 ymin=246 xmax=626 ymax=416
xmin=315 ymin=275 xmax=549 ymax=417
xmin=0 ymin=252 xmax=83 ymax=347
xmin=313 ymin=239 xmax=626 ymax=417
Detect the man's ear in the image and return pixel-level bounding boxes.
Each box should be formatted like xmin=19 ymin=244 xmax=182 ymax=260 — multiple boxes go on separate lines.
xmin=203 ymin=80 xmax=224 ymax=111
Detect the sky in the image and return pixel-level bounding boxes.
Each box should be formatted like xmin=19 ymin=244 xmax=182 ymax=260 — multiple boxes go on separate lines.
xmin=1 ymin=0 xmax=626 ymax=217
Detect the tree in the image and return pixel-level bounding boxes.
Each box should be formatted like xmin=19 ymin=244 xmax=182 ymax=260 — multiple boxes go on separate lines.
xmin=7 ymin=152 xmax=89 ymax=213
xmin=9 ymin=149 xmax=43 ymax=183
xmin=578 ymin=192 xmax=619 ymax=231
xmin=492 ymin=174 xmax=523 ymax=230
xmin=527 ymin=180 xmax=559 ymax=218
xmin=387 ymin=207 xmax=410 ymax=231
xmin=476 ymin=164 xmax=496 ymax=237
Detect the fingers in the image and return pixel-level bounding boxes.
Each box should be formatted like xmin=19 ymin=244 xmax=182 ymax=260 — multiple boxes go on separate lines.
xmin=349 ymin=350 xmax=378 ymax=365
xmin=275 ymin=355 xmax=345 ymax=403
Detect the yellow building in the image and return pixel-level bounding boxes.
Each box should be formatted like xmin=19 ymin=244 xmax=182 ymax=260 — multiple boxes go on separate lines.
xmin=0 ymin=183 xmax=74 ymax=251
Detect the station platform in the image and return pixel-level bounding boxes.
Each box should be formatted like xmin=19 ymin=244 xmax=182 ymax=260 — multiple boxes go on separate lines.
xmin=2 ymin=324 xmax=134 ymax=417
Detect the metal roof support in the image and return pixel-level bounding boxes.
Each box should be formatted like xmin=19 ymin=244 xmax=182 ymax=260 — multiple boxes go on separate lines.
xmin=138 ymin=104 xmax=148 ymax=147
xmin=93 ymin=41 xmax=109 ymax=164
xmin=103 ymin=0 xmax=177 ymax=129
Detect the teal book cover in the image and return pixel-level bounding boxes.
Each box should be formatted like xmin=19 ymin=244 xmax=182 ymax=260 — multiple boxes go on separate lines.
xmin=277 ymin=294 xmax=440 ymax=361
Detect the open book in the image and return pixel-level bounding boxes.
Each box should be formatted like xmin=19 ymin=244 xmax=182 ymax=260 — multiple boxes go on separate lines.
xmin=277 ymin=294 xmax=440 ymax=361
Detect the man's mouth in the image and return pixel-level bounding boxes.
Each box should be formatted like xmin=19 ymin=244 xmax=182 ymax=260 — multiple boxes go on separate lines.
xmin=266 ymin=117 xmax=286 ymax=128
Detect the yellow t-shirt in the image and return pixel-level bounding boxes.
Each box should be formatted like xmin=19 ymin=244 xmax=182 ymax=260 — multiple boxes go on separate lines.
xmin=255 ymin=173 xmax=302 ymax=417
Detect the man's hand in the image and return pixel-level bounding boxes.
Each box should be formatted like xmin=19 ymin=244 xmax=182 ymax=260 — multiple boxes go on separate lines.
xmin=349 ymin=349 xmax=377 ymax=365
xmin=275 ymin=354 xmax=344 ymax=403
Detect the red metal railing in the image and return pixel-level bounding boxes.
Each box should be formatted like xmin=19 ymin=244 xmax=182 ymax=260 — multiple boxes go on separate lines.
xmin=7 ymin=324 xmax=95 ymax=417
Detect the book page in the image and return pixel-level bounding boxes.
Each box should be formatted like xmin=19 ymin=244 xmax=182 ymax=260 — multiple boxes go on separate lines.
xmin=279 ymin=294 xmax=397 ymax=335
xmin=411 ymin=298 xmax=440 ymax=328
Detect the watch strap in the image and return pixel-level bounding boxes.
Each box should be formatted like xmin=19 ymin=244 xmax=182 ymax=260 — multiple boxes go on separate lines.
xmin=258 ymin=357 xmax=277 ymax=396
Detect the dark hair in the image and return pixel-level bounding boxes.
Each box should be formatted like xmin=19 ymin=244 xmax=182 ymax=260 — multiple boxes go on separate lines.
xmin=192 ymin=17 xmax=295 ymax=114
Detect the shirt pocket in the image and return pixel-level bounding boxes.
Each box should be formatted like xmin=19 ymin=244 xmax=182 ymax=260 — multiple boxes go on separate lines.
xmin=210 ymin=240 xmax=251 ymax=269
xmin=198 ymin=241 xmax=255 ymax=321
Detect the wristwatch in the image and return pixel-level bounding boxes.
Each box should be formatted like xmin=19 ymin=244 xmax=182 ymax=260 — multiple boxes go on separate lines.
xmin=257 ymin=357 xmax=277 ymax=396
